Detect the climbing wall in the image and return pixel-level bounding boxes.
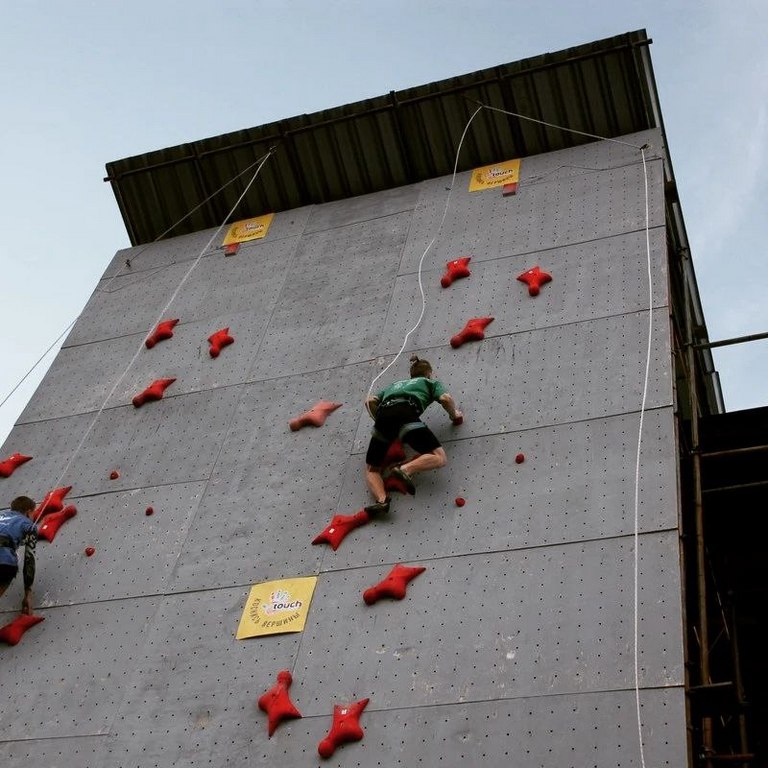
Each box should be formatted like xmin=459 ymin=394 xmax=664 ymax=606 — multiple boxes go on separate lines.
xmin=0 ymin=128 xmax=688 ymax=766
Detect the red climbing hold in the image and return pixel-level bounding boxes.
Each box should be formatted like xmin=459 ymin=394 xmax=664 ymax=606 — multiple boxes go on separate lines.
xmin=0 ymin=614 xmax=44 ymax=646
xmin=145 ymin=506 xmax=154 ymax=516
xmin=0 ymin=453 xmax=33 ymax=478
xmin=318 ymin=698 xmax=370 ymax=759
xmin=312 ymin=510 xmax=370 ymax=551
xmin=515 ymin=453 xmax=525 ymax=464
xmin=109 ymin=470 xmax=120 ymax=480
xmin=34 ymin=486 xmax=72 ymax=518
xmin=85 ymin=546 xmax=95 ymax=557
xmin=145 ymin=319 xmax=179 ymax=349
xmin=450 ymin=317 xmax=494 ymax=348
xmin=452 ymin=414 xmax=464 ymax=426
xmin=363 ymin=564 xmax=426 ymax=605
xmin=38 ymin=505 xmax=77 ymax=543
xmin=455 ymin=497 xmax=466 ymax=507
xmin=258 ymin=670 xmax=302 ymax=737
xmin=517 ymin=266 xmax=552 ymax=296
xmin=132 ymin=378 xmax=176 ymax=407
xmin=382 ymin=440 xmax=406 ymax=467
xmin=502 ymin=182 xmax=518 ymax=197
xmin=224 ymin=242 xmax=240 ymax=256
xmin=208 ymin=327 xmax=234 ymax=358
xmin=440 ymin=257 xmax=471 ymax=288
xmin=289 ymin=401 xmax=342 ymax=431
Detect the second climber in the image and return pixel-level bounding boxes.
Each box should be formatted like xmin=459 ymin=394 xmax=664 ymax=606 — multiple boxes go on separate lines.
xmin=363 ymin=355 xmax=462 ymax=513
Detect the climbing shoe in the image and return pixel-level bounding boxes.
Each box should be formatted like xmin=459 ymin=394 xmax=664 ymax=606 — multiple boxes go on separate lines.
xmin=364 ymin=497 xmax=391 ymax=515
xmin=390 ymin=467 xmax=416 ymax=495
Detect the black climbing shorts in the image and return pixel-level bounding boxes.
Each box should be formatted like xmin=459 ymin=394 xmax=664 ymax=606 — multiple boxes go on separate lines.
xmin=0 ymin=563 xmax=18 ymax=589
xmin=365 ymin=402 xmax=442 ymax=467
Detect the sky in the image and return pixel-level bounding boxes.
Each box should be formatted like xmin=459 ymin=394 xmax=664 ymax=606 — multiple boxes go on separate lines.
xmin=1 ymin=0 xmax=767 ymax=446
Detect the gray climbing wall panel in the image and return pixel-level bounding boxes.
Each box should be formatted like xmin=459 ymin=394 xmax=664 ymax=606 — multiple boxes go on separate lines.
xmin=0 ymin=128 xmax=689 ymax=766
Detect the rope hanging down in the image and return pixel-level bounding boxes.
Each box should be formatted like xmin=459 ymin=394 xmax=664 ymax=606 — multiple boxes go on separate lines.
xmin=368 ymin=100 xmax=653 ymax=768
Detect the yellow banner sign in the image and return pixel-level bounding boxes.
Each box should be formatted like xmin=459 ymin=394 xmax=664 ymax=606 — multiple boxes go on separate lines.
xmin=222 ymin=213 xmax=275 ymax=245
xmin=236 ymin=576 xmax=317 ymax=639
xmin=468 ymin=158 xmax=521 ymax=192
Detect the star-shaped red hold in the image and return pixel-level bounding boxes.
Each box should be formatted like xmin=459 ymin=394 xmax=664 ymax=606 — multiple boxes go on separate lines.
xmin=0 ymin=614 xmax=45 ymax=646
xmin=0 ymin=452 xmax=33 ymax=478
xmin=34 ymin=485 xmax=73 ymax=518
xmin=440 ymin=256 xmax=471 ymax=288
xmin=517 ymin=265 xmax=552 ymax=296
xmin=318 ymin=698 xmax=370 ymax=758
xmin=312 ymin=510 xmax=370 ymax=551
xmin=289 ymin=401 xmax=342 ymax=431
xmin=257 ymin=670 xmax=302 ymax=737
xmin=145 ymin=318 xmax=179 ymax=349
xmin=132 ymin=377 xmax=176 ymax=407
xmin=208 ymin=327 xmax=234 ymax=358
xmin=363 ymin=564 xmax=426 ymax=605
xmin=38 ymin=505 xmax=77 ymax=543
xmin=450 ymin=317 xmax=494 ymax=348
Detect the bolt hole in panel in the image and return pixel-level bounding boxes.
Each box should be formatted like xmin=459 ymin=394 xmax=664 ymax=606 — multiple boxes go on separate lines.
xmin=380 ymin=227 xmax=667 ymax=355
xmin=171 ymin=362 xmax=374 ymax=592
xmin=399 ymin=136 xmax=664 ymax=276
xmin=334 ymin=408 xmax=676 ymax=569
xmin=295 ymin=531 xmax=683 ymax=714
xmin=65 ymin=233 xmax=302 ymax=348
xmin=0 ymin=597 xmax=160 ymax=739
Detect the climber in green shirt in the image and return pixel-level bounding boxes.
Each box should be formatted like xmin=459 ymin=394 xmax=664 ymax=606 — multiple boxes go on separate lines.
xmin=364 ymin=355 xmax=462 ymax=514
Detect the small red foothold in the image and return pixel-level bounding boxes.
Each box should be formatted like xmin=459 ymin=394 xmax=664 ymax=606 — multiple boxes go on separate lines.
xmin=455 ymin=497 xmax=465 ymax=507
xmin=515 ymin=453 xmax=525 ymax=464
xmin=517 ymin=266 xmax=552 ymax=296
xmin=85 ymin=546 xmax=95 ymax=557
xmin=145 ymin=506 xmax=154 ymax=516
xmin=502 ymin=182 xmax=519 ymax=197
xmin=224 ymin=242 xmax=240 ymax=256
xmin=109 ymin=470 xmax=120 ymax=480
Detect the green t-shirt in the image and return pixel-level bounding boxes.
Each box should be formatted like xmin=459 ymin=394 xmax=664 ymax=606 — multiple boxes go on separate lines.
xmin=377 ymin=377 xmax=447 ymax=413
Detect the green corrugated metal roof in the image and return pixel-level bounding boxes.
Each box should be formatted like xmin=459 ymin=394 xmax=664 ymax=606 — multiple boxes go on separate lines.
xmin=105 ymin=29 xmax=658 ymax=246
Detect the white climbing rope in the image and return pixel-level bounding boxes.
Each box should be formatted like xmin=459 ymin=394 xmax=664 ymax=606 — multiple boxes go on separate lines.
xmin=368 ymin=99 xmax=655 ymax=768
xmin=365 ymin=105 xmax=483 ymax=413
xmin=0 ymin=152 xmax=274 ymax=417
xmin=31 ymin=149 xmax=276 ymax=523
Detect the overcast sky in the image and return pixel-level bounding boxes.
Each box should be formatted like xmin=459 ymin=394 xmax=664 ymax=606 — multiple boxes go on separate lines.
xmin=1 ymin=0 xmax=766 ymax=446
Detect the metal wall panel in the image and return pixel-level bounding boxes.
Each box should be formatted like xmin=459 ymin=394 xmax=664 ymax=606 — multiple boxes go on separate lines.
xmin=39 ymin=387 xmax=243 ymax=497
xmin=354 ymin=311 xmax=673 ymax=451
xmin=296 ymin=531 xmax=683 ymax=713
xmin=35 ymin=482 xmax=206 ymax=607
xmin=171 ymin=362 xmax=373 ymax=592
xmin=100 ymin=205 xmax=312 ymax=279
xmin=0 ymin=597 xmax=160 ymax=739
xmin=379 ymin=226 xmax=667 ymax=355
xmin=399 ymin=157 xmax=664 ymax=275
xmin=334 ymin=408 xmax=677 ymax=569
xmin=99 ymin=588 xmax=301 ymax=768
xmin=65 ymin=233 xmax=300 ymax=347
xmin=0 ymin=736 xmax=107 ymax=768
xmin=304 ymin=183 xmax=422 ymax=233
xmin=247 ymin=212 xmax=410 ymax=381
